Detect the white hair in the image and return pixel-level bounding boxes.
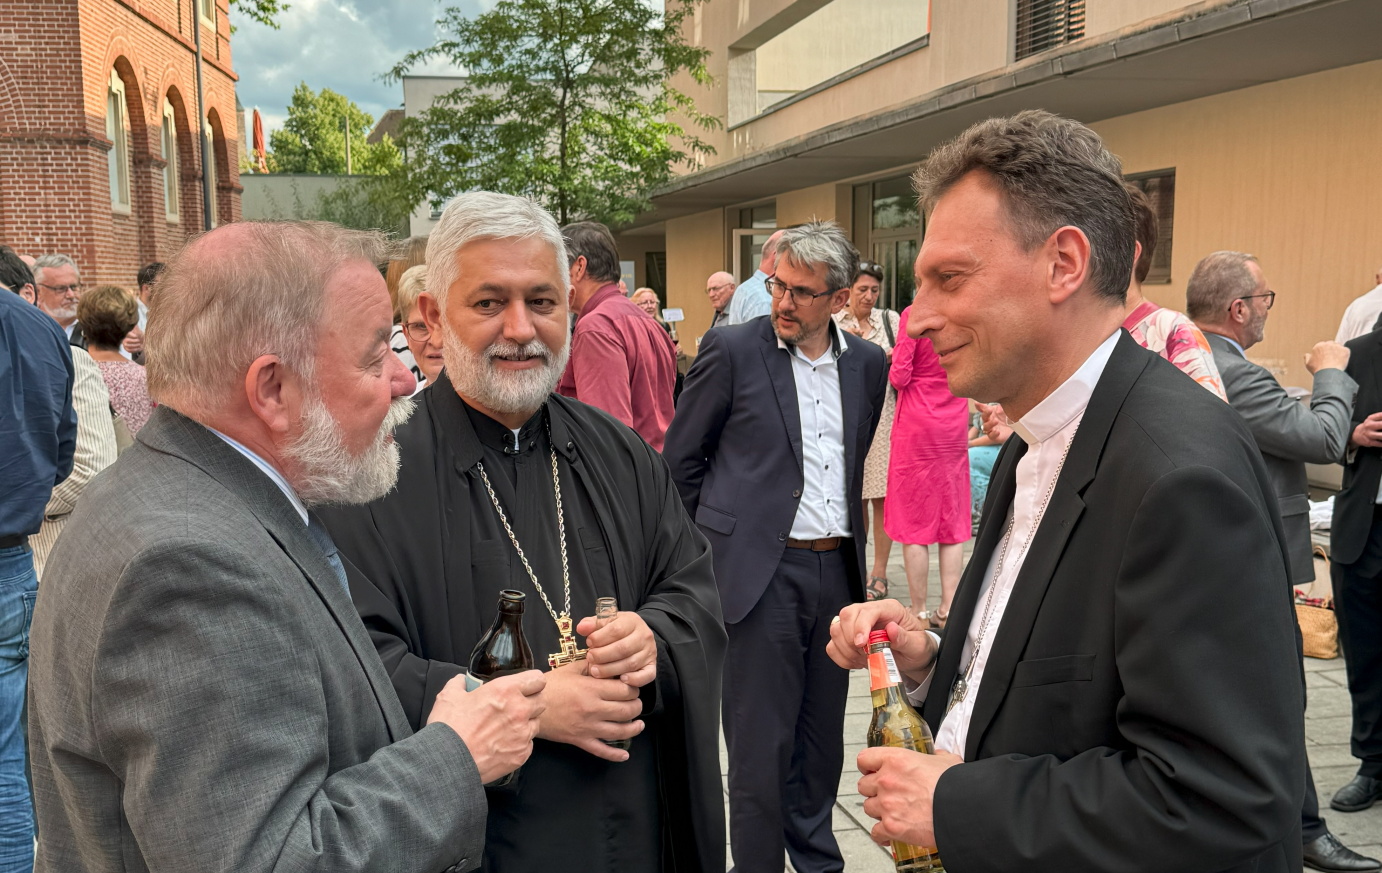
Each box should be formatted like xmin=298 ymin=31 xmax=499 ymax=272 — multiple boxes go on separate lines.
xmin=426 ymin=192 xmax=567 ymax=309
xmin=32 ymin=253 xmax=80 ymax=284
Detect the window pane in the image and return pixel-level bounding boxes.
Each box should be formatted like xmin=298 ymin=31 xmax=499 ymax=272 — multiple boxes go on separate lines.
xmin=872 ymin=176 xmax=918 ymax=231
xmin=163 ymin=114 xmax=180 ymax=218
xmin=1130 ymin=170 xmax=1176 ymax=284
xmin=107 ymin=92 xmax=121 ymax=205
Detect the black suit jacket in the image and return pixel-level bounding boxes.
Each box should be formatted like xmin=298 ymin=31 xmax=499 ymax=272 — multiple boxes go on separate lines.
xmin=1332 ymin=328 xmax=1382 ymax=565
xmin=663 ymin=316 xmax=888 ymax=623
xmin=922 ymin=333 xmax=1304 ymax=873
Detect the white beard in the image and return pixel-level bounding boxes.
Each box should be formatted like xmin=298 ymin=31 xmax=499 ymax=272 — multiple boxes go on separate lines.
xmin=442 ymin=323 xmax=570 ymax=417
xmin=283 ymin=391 xmax=416 ymax=507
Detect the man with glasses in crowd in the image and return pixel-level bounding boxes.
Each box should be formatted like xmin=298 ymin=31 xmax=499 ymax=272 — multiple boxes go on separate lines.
xmin=32 ymin=254 xmax=85 ymax=346
xmin=704 ymin=271 xmax=737 ymax=331
xmin=1189 ymin=251 xmax=1376 ymax=873
xmin=26 ymin=253 xmax=117 ymax=576
xmin=665 ymin=221 xmax=887 ymax=873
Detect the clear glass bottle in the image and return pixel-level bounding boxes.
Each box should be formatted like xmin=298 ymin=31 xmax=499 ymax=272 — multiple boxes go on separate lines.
xmin=594 ymin=596 xmax=633 ymax=751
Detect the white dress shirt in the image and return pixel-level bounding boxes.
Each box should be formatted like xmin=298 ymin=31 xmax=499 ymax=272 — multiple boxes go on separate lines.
xmin=782 ymin=324 xmax=852 ymax=540
xmin=911 ymin=331 xmax=1119 ymax=757
xmin=1336 ymin=283 xmax=1382 ymax=344
xmin=210 ymin=429 xmax=309 ymax=525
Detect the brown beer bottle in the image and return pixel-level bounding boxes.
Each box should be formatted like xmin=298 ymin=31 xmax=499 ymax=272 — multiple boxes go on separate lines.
xmin=866 ymin=629 xmax=945 ymax=872
xmin=467 ymin=590 xmax=536 ymax=788
xmin=468 ymin=589 xmax=536 ymax=682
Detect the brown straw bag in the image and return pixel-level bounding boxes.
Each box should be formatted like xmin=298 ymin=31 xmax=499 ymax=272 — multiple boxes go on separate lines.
xmin=1296 ymin=545 xmax=1338 ymax=660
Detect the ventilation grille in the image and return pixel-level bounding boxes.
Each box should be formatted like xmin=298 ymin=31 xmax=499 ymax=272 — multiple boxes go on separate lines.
xmin=1015 ymin=0 xmax=1087 ymax=61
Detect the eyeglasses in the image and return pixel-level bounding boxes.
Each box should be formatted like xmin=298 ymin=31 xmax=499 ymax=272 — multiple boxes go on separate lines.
xmin=1231 ymin=291 xmax=1275 ymax=311
xmin=858 ymin=261 xmax=883 ymax=274
xmin=38 ymin=282 xmax=82 ymax=295
xmin=402 ymin=320 xmax=431 ymax=342
xmin=705 ymin=282 xmax=734 ymax=294
xmin=766 ymin=275 xmax=838 ymax=306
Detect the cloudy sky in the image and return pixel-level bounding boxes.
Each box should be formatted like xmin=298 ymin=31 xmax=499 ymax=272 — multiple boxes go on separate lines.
xmin=233 ymin=0 xmax=477 ymax=135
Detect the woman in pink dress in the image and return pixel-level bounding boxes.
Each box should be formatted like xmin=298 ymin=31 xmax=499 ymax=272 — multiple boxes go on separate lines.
xmin=884 ymin=306 xmax=971 ymax=626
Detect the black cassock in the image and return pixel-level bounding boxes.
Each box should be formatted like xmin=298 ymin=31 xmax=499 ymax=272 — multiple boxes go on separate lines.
xmin=320 ymin=372 xmax=726 ymax=873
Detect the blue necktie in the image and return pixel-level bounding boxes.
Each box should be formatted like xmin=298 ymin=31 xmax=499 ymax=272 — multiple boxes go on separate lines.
xmin=305 ymin=514 xmax=349 ymax=594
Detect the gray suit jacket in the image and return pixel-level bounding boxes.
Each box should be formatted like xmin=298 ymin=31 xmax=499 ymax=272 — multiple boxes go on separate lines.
xmin=1207 ymin=332 xmax=1356 ymax=583
xmin=28 ymin=406 xmax=486 ymax=873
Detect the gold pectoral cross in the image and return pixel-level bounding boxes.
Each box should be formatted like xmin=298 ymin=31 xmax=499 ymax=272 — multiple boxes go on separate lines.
xmin=548 ymin=613 xmax=588 ymax=668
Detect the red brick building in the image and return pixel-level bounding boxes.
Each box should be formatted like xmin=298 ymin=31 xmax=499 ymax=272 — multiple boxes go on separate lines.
xmin=0 ymin=0 xmax=241 ymax=287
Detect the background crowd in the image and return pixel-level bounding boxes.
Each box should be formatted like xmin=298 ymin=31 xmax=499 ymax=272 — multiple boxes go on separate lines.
xmin=5 ymin=119 xmax=1382 ymax=872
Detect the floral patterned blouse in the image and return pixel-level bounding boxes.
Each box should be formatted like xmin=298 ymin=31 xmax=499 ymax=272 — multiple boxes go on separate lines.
xmin=96 ymin=360 xmax=155 ymax=434
xmin=1122 ymin=301 xmax=1228 ymax=401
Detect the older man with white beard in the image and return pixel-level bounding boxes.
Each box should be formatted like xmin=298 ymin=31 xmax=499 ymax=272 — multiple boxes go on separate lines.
xmin=27 ymin=220 xmax=547 ymax=873
xmin=320 ymin=192 xmax=727 ymax=873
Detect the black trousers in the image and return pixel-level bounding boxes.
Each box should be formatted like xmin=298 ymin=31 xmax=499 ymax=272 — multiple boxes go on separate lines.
xmin=1333 ymin=506 xmax=1382 ymax=778
xmin=723 ymin=547 xmax=852 ymax=873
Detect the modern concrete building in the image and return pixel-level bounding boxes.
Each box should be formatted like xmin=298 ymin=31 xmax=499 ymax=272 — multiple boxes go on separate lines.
xmin=629 ymin=0 xmax=1382 ymax=390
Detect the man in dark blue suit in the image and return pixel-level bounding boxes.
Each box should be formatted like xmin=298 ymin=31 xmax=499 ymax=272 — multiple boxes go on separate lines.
xmin=664 ymin=221 xmax=887 ymax=873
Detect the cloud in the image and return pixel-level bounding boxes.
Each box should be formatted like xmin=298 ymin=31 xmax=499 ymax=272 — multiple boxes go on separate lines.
xmin=232 ymin=0 xmax=477 ymax=133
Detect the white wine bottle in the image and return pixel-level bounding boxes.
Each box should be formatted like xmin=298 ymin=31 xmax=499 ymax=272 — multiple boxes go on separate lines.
xmin=866 ymin=629 xmax=945 ymax=872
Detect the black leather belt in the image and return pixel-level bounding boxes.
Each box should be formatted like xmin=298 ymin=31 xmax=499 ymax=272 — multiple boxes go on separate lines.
xmin=0 ymin=535 xmax=28 ymax=549
xmin=786 ymin=537 xmax=842 ymax=552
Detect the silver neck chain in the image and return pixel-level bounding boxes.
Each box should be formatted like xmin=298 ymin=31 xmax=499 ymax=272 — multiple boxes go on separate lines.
xmin=474 ymin=434 xmax=572 ymax=627
xmin=951 ymin=431 xmax=1076 ymax=710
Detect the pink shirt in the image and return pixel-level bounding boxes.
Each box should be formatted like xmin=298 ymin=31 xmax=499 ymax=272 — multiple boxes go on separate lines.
xmin=558 ymin=284 xmax=678 ymax=450
xmin=1122 ymin=301 xmax=1227 ymax=401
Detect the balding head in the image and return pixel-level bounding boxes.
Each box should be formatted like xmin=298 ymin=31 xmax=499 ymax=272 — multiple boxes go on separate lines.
xmin=759 ymin=230 xmax=785 ymax=274
xmin=147 ymin=221 xmax=417 ymax=506
xmin=147 ymin=222 xmax=388 ymax=417
xmin=706 ymin=271 xmax=736 ymax=311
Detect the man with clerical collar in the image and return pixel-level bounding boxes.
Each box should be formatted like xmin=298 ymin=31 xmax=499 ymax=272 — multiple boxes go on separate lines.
xmin=321 ymin=191 xmax=727 ymax=873
xmin=829 ymin=111 xmax=1305 ymax=872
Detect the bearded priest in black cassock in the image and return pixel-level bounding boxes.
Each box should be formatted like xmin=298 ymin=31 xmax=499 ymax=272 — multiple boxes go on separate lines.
xmin=319 ymin=193 xmax=726 ymax=873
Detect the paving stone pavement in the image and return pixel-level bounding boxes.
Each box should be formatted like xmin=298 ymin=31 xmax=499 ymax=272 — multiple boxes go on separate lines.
xmin=720 ymin=538 xmax=1382 ymax=871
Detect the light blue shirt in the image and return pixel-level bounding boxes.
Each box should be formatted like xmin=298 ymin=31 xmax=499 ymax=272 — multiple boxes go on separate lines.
xmin=778 ymin=322 xmax=851 ymax=539
xmin=210 ymin=429 xmax=309 ymax=525
xmin=726 ymin=269 xmax=772 ymax=326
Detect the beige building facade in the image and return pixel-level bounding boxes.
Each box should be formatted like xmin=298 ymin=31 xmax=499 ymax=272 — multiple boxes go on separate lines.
xmin=625 ymin=0 xmax=1382 ymax=391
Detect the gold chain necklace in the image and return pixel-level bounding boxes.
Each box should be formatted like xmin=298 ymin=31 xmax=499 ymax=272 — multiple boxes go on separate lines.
xmin=947 ymin=431 xmax=1075 ymax=714
xmin=475 ymin=430 xmax=586 ymax=668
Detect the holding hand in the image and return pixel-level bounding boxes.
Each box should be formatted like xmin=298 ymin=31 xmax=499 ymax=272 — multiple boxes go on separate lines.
xmin=122 ymin=326 xmax=144 ymax=355
xmin=429 ymin=670 xmax=545 ymax=784
xmin=537 ymin=661 xmax=644 ymax=761
xmin=579 ymin=610 xmax=657 ymax=687
xmin=976 ymin=401 xmax=1013 ymax=444
xmin=827 ymin=599 xmax=937 ymax=684
xmin=1353 ymin=412 xmax=1382 ymax=449
xmin=857 ymin=746 xmax=963 ymax=850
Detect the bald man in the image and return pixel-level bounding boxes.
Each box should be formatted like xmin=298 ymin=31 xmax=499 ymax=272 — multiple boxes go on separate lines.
xmin=706 ymin=271 xmax=737 ymax=331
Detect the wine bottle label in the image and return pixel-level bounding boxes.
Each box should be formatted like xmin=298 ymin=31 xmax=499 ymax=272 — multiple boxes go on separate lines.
xmin=868 ymin=647 xmax=902 ymax=690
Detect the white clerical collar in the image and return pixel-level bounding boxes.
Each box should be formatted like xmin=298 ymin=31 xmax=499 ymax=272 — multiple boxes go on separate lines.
xmin=1011 ymin=331 xmax=1120 ymax=446
xmin=209 ymin=428 xmax=310 ymax=524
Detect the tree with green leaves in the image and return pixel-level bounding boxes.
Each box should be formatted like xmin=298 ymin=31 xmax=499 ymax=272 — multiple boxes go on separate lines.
xmin=269 ymin=83 xmax=401 ymax=176
xmin=232 ymin=0 xmax=287 ymax=28
xmin=390 ymin=0 xmax=718 ymax=227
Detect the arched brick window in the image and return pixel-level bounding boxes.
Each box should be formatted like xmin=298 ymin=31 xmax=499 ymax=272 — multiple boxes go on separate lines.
xmin=162 ymin=99 xmax=180 ymax=222
xmin=106 ymin=69 xmax=131 ymax=211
